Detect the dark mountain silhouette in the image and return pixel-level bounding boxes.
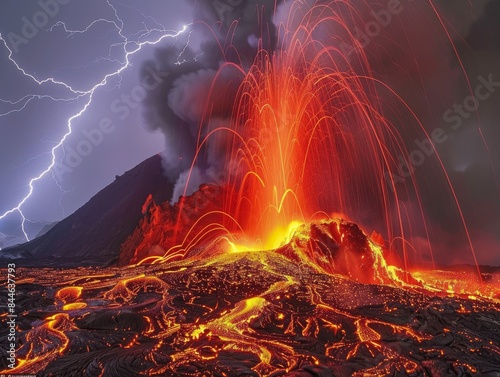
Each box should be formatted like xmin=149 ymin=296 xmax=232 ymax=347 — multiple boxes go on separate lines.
xmin=35 ymin=221 xmax=58 ymax=238
xmin=0 ymin=219 xmax=55 ymax=250
xmin=1 ymin=154 xmax=172 ymax=267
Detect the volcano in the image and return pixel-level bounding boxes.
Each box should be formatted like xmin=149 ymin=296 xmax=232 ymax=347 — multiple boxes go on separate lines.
xmin=2 ymin=2 xmax=500 ymax=374
xmin=1 ymin=153 xmax=500 ymax=376
xmin=2 ymin=208 xmax=500 ymax=376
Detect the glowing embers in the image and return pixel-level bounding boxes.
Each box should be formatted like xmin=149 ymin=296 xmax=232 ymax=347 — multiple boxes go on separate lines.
xmin=10 ymin=313 xmax=76 ymax=374
xmin=411 ymin=269 xmax=500 ymax=301
xmin=212 ymin=6 xmax=407 ymax=268
xmin=3 ymin=251 xmax=500 ymax=375
xmin=55 ymin=286 xmax=88 ymax=311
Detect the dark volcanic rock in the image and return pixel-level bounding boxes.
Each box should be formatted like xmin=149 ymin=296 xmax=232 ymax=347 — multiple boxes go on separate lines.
xmin=3 ymin=251 xmax=500 ymax=377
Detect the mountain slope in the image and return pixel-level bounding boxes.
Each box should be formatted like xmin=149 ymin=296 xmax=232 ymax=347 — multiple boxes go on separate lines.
xmin=0 ymin=219 xmax=55 ymax=249
xmin=1 ymin=154 xmax=173 ymax=266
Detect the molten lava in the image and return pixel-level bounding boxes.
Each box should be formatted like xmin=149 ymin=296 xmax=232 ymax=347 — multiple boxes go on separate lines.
xmin=2 ymin=221 xmax=499 ymax=376
xmin=2 ymin=1 xmax=499 ymax=376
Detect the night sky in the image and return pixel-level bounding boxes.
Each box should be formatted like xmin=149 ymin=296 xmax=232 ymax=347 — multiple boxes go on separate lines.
xmin=0 ymin=0 xmax=499 ymax=265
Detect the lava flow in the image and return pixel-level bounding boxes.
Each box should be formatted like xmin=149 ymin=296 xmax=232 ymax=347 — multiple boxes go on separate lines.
xmin=2 ymin=218 xmax=500 ymax=376
xmin=2 ymin=1 xmax=500 ymax=376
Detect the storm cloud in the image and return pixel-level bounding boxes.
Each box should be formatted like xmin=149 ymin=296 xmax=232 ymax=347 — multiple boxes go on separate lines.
xmin=140 ymin=0 xmax=280 ymax=201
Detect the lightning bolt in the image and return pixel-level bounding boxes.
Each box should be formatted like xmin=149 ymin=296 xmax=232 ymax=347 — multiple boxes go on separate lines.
xmin=0 ymin=1 xmax=191 ymax=246
xmin=0 ymin=94 xmax=77 ymax=116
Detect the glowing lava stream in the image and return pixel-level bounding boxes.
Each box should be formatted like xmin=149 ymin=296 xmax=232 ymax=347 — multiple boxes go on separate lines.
xmin=2 ymin=2 xmax=500 ymax=375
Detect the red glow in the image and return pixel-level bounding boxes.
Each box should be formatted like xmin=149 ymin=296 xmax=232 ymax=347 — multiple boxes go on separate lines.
xmin=172 ymin=1 xmax=428 ymax=275
xmin=3 ymin=3 xmax=500 ymax=376
xmin=130 ymin=1 xmax=488 ymax=282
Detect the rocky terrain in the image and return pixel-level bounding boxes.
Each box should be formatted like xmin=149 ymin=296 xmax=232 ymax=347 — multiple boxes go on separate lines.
xmin=1 ymin=220 xmax=499 ymax=376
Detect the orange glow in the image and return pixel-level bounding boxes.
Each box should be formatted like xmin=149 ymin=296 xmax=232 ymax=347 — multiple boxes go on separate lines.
xmin=62 ymin=303 xmax=87 ymax=310
xmin=55 ymin=286 xmax=83 ymax=304
xmin=4 ymin=2 xmax=499 ymax=376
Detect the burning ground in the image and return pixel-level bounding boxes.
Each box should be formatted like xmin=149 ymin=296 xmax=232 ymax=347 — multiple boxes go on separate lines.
xmin=1 ymin=217 xmax=500 ymax=376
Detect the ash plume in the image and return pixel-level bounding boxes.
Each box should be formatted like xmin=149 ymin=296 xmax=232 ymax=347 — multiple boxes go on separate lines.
xmin=140 ymin=0 xmax=280 ymax=202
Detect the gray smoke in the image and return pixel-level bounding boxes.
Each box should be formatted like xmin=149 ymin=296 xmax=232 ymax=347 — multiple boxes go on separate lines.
xmin=141 ymin=0 xmax=280 ymax=202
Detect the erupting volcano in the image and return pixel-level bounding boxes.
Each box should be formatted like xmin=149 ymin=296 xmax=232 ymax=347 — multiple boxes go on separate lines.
xmin=2 ymin=213 xmax=500 ymax=376
xmin=1 ymin=1 xmax=500 ymax=376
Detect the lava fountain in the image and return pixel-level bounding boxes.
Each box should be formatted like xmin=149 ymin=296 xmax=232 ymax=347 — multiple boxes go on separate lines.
xmin=173 ymin=1 xmax=435 ymax=276
xmin=3 ymin=2 xmax=500 ymax=376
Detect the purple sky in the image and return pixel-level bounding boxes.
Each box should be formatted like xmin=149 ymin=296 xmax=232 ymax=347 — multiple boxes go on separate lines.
xmin=0 ymin=1 xmax=191 ymax=223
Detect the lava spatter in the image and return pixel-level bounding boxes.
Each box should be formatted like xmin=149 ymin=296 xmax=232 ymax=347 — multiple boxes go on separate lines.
xmin=3 ymin=218 xmax=500 ymax=376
